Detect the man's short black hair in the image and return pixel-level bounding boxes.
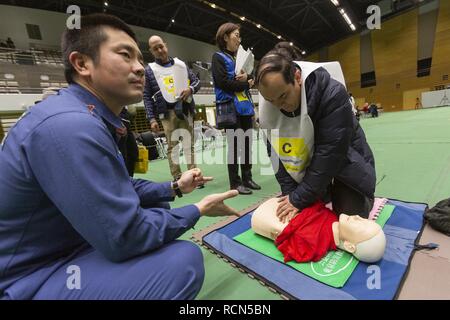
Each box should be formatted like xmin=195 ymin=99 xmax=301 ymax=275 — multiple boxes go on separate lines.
xmin=61 ymin=13 xmax=137 ymax=83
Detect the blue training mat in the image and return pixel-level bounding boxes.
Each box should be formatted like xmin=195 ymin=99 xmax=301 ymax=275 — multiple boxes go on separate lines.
xmin=202 ymin=199 xmax=426 ymax=300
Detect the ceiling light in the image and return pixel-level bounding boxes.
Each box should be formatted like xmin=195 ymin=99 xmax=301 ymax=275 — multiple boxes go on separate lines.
xmin=171 ymin=19 xmax=175 ymax=23
xmin=342 ymin=13 xmax=351 ymax=24
xmin=104 ymin=1 xmax=108 ymax=6
xmin=289 ymin=42 xmax=293 ymax=46
xmin=277 ymin=35 xmax=282 ymax=39
xmin=256 ymin=24 xmax=261 ymax=28
xmin=330 ymin=0 xmax=340 ymax=6
xmin=211 ymin=3 xmax=216 ymax=8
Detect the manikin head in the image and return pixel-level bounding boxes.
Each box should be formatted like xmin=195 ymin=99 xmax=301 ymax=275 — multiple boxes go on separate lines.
xmin=251 ymin=198 xmax=386 ymax=263
xmin=251 ymin=198 xmax=289 ymax=240
xmin=334 ymin=214 xmax=386 ymax=263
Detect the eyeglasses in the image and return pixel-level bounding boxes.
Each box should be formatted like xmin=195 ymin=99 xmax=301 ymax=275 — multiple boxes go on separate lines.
xmin=232 ymin=32 xmax=241 ymax=39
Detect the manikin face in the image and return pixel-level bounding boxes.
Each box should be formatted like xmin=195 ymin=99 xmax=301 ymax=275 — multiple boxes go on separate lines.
xmin=252 ymin=198 xmax=386 ymax=262
xmin=258 ymin=70 xmax=302 ymax=113
xmin=338 ymin=214 xmax=382 ymax=244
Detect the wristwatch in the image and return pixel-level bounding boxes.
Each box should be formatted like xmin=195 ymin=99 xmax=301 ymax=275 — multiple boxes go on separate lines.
xmin=171 ymin=181 xmax=183 ymax=198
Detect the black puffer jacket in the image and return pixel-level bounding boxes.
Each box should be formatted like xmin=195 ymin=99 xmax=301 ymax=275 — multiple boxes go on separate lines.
xmin=270 ymin=67 xmax=376 ymax=210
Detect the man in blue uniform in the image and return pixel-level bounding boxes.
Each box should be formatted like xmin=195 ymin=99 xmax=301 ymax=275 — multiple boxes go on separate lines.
xmin=0 ymin=13 xmax=238 ymax=300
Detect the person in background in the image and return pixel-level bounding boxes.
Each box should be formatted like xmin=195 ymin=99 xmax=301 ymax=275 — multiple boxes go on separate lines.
xmin=415 ymin=97 xmax=422 ymax=110
xmin=211 ymin=22 xmax=261 ymax=195
xmin=0 ymin=13 xmax=239 ymax=300
xmin=256 ymin=46 xmax=376 ymax=223
xmin=362 ymin=102 xmax=369 ymax=115
xmin=368 ymin=103 xmax=379 ymax=118
xmin=349 ymin=92 xmax=357 ymax=116
xmin=6 ymin=37 xmax=15 ymax=49
xmin=143 ymin=35 xmax=204 ymax=188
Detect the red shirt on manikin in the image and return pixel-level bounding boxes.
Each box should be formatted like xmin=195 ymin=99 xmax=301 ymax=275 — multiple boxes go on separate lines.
xmin=275 ymin=201 xmax=338 ymax=263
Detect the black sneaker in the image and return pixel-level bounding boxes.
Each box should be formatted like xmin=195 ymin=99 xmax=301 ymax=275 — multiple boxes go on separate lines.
xmin=197 ymin=184 xmax=205 ymax=189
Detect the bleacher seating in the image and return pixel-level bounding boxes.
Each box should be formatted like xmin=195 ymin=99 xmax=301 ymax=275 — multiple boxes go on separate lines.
xmin=0 ymin=48 xmax=256 ymax=96
xmin=0 ymin=76 xmax=21 ymax=93
xmin=1 ymin=47 xmax=63 ymax=67
xmin=0 ymin=112 xmax=23 ymax=140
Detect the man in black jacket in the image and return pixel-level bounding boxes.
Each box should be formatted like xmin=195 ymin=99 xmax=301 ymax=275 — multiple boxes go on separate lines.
xmin=256 ymin=50 xmax=376 ymax=222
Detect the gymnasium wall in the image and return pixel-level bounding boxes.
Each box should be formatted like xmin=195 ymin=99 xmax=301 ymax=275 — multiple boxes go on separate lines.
xmin=307 ymin=0 xmax=450 ymax=111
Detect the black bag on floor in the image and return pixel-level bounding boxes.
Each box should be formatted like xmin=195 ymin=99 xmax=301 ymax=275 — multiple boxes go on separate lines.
xmin=138 ymin=131 xmax=159 ymax=160
xmin=425 ymin=198 xmax=450 ymax=236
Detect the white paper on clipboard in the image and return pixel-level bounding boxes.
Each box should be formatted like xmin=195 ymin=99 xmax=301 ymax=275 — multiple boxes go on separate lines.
xmin=235 ymin=45 xmax=255 ymax=75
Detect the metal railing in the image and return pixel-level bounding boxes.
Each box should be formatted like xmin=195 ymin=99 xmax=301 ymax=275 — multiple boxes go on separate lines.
xmin=0 ymin=47 xmax=63 ymax=66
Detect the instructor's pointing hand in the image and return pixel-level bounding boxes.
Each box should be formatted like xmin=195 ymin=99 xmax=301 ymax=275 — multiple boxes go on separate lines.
xmin=195 ymin=190 xmax=240 ymax=217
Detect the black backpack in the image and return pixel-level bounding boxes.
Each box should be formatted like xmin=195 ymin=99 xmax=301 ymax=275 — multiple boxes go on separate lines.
xmin=104 ymin=109 xmax=139 ymax=177
xmin=425 ymin=198 xmax=450 ymax=236
xmin=138 ymin=131 xmax=160 ymax=161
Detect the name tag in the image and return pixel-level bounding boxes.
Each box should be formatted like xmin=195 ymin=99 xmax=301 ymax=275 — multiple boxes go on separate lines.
xmin=236 ymin=91 xmax=249 ymax=102
xmin=273 ymin=137 xmax=310 ymax=173
xmin=162 ymin=75 xmax=176 ymax=99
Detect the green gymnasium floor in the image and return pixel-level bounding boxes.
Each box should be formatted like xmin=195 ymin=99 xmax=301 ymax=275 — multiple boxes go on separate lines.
xmin=134 ymin=107 xmax=450 ymax=300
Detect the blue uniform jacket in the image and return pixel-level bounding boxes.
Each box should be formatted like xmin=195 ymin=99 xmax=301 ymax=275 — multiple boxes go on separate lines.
xmin=212 ymin=51 xmax=255 ymax=116
xmin=0 ymin=84 xmax=200 ymax=299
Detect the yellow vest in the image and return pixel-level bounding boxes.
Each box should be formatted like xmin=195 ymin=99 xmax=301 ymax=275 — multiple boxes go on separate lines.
xmin=259 ymin=61 xmax=346 ymax=183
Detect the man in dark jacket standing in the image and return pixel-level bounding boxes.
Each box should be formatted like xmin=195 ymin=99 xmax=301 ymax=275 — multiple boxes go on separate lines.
xmin=143 ymin=35 xmax=202 ymax=184
xmin=256 ymin=50 xmax=376 ymax=223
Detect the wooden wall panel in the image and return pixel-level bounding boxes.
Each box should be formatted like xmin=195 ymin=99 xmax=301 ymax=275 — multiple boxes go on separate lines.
xmin=355 ymin=98 xmax=366 ymax=109
xmin=369 ymin=10 xmax=418 ymax=110
xmin=403 ymin=87 xmax=431 ymax=110
xmin=431 ymin=0 xmax=450 ymax=82
xmin=328 ymin=35 xmax=360 ymax=85
xmin=306 ymin=52 xmax=320 ymax=62
xmin=350 ymin=3 xmax=449 ymax=111
xmin=304 ymin=3 xmax=449 ymax=112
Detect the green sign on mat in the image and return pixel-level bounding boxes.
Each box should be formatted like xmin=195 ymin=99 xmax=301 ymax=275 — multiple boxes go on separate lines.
xmin=234 ymin=204 xmax=395 ymax=288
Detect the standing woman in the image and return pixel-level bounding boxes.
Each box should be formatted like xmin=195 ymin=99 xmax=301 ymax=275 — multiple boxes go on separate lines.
xmin=211 ymin=22 xmax=261 ymax=195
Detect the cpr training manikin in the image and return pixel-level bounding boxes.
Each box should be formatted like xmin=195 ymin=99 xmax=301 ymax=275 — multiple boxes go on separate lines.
xmin=251 ymin=198 xmax=386 ymax=263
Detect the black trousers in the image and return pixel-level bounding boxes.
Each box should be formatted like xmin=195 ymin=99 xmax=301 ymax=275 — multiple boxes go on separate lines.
xmin=330 ymin=179 xmax=374 ymax=218
xmin=226 ymin=115 xmax=253 ymax=189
